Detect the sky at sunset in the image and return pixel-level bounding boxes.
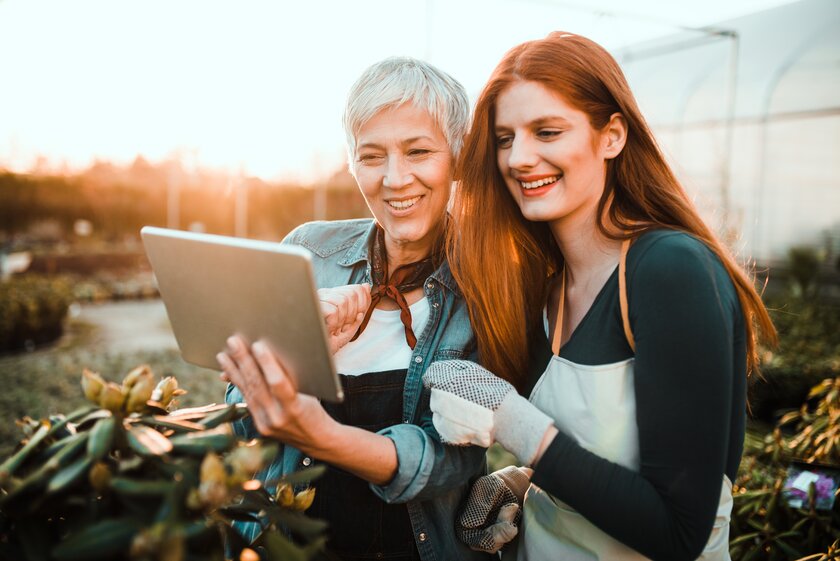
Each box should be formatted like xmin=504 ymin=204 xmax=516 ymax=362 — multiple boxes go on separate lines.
xmin=0 ymin=0 xmax=795 ymax=182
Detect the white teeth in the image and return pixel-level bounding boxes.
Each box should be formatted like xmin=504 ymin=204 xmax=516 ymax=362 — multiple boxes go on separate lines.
xmin=388 ymin=196 xmax=421 ymax=209
xmin=521 ymin=176 xmax=559 ymax=189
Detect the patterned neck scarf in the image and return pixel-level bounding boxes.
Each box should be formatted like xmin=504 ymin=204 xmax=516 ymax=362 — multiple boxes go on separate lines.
xmin=351 ymin=224 xmax=443 ymax=349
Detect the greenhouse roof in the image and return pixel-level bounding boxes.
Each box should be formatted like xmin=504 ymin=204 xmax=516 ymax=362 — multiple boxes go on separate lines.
xmin=617 ymin=0 xmax=840 ymax=126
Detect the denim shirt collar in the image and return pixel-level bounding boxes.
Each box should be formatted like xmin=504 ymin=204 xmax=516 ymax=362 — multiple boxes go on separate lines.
xmin=337 ymin=219 xmax=461 ymax=297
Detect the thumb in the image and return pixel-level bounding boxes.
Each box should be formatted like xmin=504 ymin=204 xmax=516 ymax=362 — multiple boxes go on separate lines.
xmin=496 ymin=502 xmax=520 ymax=524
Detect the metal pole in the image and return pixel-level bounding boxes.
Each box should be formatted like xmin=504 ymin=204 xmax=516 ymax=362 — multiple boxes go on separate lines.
xmin=719 ymin=31 xmax=739 ymax=238
xmin=167 ymin=168 xmax=180 ymax=230
xmin=235 ymin=166 xmax=248 ymax=237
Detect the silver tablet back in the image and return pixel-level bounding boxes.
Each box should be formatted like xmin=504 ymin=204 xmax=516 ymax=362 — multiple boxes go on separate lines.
xmin=141 ymin=226 xmax=343 ymax=402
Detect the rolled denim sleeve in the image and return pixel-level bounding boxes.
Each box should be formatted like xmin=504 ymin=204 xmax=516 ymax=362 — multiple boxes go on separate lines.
xmin=225 ymin=382 xmax=258 ymax=440
xmin=370 ymin=423 xmax=486 ymax=503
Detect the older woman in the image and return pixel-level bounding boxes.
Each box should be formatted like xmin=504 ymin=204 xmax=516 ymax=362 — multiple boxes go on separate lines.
xmin=218 ymin=57 xmax=490 ymax=561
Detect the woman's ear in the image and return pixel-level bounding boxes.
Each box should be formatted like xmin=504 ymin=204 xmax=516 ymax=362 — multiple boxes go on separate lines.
xmin=603 ymin=113 xmax=627 ymax=159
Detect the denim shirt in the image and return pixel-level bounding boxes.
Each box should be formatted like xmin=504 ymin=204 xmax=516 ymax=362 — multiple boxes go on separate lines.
xmin=226 ymin=218 xmax=491 ymax=561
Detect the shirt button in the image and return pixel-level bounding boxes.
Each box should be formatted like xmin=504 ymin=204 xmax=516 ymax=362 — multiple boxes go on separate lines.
xmin=302 ymin=457 xmax=312 ymax=467
xmin=418 ymin=532 xmax=427 ymax=542
xmin=414 ymin=356 xmax=423 ymax=364
xmin=426 ymin=282 xmax=433 ymax=289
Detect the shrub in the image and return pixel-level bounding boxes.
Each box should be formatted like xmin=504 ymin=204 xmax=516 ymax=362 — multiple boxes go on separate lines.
xmin=0 ymin=275 xmax=74 ymax=352
xmin=0 ymin=366 xmax=326 ymax=561
xmin=731 ymin=377 xmax=840 ymax=560
xmin=750 ymin=294 xmax=840 ymax=422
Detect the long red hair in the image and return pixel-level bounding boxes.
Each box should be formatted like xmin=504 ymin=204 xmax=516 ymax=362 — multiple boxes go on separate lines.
xmin=449 ymin=32 xmax=776 ymax=390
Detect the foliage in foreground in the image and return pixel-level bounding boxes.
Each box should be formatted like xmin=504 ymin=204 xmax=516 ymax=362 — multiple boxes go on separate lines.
xmin=0 ymin=366 xmax=326 ymax=561
xmin=731 ymin=377 xmax=840 ymax=560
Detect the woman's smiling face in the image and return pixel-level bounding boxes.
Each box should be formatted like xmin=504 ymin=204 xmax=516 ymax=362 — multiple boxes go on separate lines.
xmin=352 ymin=103 xmax=453 ymax=261
xmin=494 ymin=80 xmax=614 ymax=228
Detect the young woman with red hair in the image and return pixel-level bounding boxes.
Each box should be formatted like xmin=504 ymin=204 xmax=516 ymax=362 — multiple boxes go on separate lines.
xmin=423 ymin=32 xmax=776 ymax=560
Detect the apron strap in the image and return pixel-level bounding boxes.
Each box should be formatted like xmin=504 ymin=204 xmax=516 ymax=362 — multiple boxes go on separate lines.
xmin=618 ymin=238 xmax=635 ymax=352
xmin=550 ymin=267 xmax=566 ymax=357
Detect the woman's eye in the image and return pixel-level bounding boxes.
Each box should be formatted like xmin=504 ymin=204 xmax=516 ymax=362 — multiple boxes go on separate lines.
xmin=358 ymin=154 xmax=383 ymax=163
xmin=537 ymin=129 xmax=562 ymax=140
xmin=496 ymin=135 xmax=513 ymax=148
xmin=408 ymin=149 xmax=431 ymax=157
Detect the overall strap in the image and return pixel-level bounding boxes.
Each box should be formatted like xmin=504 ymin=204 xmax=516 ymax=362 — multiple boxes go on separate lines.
xmin=618 ymin=238 xmax=635 ymax=352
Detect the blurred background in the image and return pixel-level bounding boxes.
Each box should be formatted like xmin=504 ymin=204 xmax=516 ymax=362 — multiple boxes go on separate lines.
xmin=1 ymin=0 xmax=839 ymax=553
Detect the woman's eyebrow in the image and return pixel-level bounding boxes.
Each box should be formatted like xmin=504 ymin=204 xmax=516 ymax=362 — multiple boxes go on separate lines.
xmin=496 ymin=116 xmax=573 ymax=131
xmin=401 ymin=135 xmax=437 ymax=145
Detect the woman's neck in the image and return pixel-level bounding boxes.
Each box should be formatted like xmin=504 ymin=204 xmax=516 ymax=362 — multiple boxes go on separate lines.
xmin=549 ymin=209 xmax=621 ymax=285
xmin=384 ymin=231 xmax=441 ymax=271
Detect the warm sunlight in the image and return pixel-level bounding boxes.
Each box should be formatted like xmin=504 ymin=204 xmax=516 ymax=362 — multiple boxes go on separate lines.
xmin=0 ymin=0 xmax=794 ymax=181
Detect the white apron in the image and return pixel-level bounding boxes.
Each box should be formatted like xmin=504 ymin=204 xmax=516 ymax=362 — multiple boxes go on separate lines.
xmin=509 ymin=355 xmax=734 ymax=561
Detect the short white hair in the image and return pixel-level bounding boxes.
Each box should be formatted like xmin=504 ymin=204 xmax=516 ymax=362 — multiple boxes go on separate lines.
xmin=343 ymin=57 xmax=470 ymax=164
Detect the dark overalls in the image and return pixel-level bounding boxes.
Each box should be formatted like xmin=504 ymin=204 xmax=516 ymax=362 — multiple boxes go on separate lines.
xmin=310 ymin=370 xmax=421 ymax=561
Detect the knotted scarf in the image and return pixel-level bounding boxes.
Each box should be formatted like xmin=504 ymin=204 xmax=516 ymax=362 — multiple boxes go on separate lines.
xmin=351 ymin=225 xmax=443 ymax=349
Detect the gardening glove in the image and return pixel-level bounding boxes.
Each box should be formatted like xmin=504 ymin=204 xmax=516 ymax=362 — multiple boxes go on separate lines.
xmin=457 ymin=466 xmax=532 ymax=554
xmin=422 ymin=360 xmax=553 ymax=466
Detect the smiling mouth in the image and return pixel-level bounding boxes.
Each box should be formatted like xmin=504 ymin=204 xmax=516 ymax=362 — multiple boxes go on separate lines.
xmin=520 ymin=175 xmax=561 ymax=190
xmin=387 ymin=196 xmax=422 ymax=210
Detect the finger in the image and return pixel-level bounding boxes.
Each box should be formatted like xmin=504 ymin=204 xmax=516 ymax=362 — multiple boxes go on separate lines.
xmin=319 ymin=300 xmax=341 ymax=332
xmin=319 ymin=289 xmax=350 ymax=329
xmin=487 ymin=519 xmax=518 ymax=548
xmin=351 ymin=284 xmax=371 ymax=315
xmin=225 ymin=337 xmax=283 ymax=426
xmin=334 ymin=284 xmax=370 ymax=319
xmin=216 ymin=352 xmax=239 ymax=385
xmin=496 ymin=502 xmax=520 ymax=524
xmin=252 ymin=341 xmax=298 ymax=404
xmin=344 ymin=311 xmax=366 ymax=336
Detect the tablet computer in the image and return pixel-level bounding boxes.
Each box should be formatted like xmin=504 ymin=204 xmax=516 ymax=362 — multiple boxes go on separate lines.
xmin=140 ymin=226 xmax=343 ymax=402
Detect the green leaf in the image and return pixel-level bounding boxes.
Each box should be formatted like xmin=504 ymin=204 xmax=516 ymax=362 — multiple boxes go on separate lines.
xmin=772 ymin=538 xmax=803 ymax=558
xmin=110 ymin=476 xmax=176 ymax=496
xmin=47 ymin=456 xmax=93 ymax=494
xmin=52 ymin=518 xmax=140 ymax=561
xmin=170 ymin=430 xmax=235 ymax=455
xmin=126 ymin=425 xmax=173 ymax=456
xmin=274 ymin=465 xmax=327 ymax=487
xmin=197 ymin=404 xmax=238 ymax=429
xmin=139 ymin=415 xmax=205 ymax=433
xmin=86 ymin=415 xmax=115 ymax=460
xmin=258 ymin=530 xmax=309 ymax=561
xmin=261 ymin=505 xmax=328 ymax=540
xmin=0 ymin=422 xmax=50 ymax=480
xmin=729 ymin=532 xmax=761 ymax=546
xmin=218 ymin=506 xmax=263 ymax=523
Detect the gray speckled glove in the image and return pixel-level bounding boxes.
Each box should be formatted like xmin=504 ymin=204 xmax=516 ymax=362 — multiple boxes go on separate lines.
xmin=457 ymin=466 xmax=532 ymax=554
xmin=422 ymin=359 xmax=553 ymax=466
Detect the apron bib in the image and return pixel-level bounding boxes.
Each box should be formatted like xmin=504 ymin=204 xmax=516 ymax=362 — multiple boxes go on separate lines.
xmin=511 ymin=356 xmax=733 ymax=560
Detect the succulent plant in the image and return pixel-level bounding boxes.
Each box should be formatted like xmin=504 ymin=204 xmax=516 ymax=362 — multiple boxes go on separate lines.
xmin=0 ymin=366 xmax=326 ymax=561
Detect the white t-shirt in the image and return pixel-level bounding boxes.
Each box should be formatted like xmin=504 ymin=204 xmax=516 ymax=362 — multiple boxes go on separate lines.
xmin=333 ymin=297 xmax=430 ymax=376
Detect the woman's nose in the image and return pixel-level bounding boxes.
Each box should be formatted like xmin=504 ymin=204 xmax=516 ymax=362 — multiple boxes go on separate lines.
xmin=382 ymin=157 xmax=412 ymax=189
xmin=506 ymin=136 xmax=538 ymax=171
